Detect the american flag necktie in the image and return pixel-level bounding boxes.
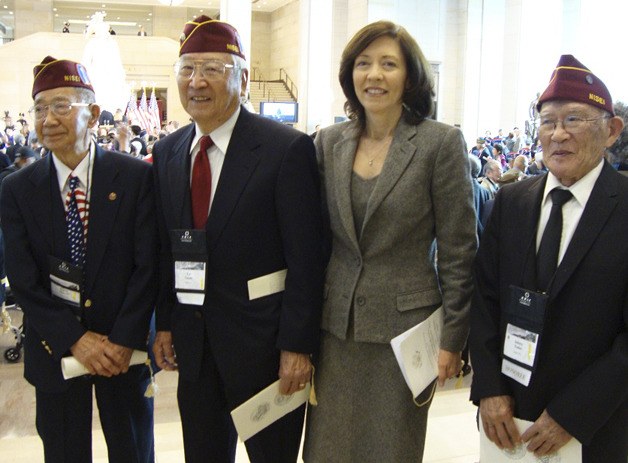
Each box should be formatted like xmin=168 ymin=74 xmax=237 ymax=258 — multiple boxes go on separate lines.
xmin=66 ymin=175 xmax=86 ymax=267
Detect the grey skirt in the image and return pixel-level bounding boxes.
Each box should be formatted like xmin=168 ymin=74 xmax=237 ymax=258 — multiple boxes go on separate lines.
xmin=303 ymin=330 xmax=435 ymax=463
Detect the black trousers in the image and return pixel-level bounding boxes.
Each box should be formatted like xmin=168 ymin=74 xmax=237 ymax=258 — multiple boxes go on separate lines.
xmin=177 ymin=330 xmax=305 ymax=463
xmin=35 ymin=365 xmax=154 ymax=463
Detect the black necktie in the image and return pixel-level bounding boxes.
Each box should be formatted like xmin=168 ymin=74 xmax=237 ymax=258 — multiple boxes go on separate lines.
xmin=536 ymin=188 xmax=573 ymax=291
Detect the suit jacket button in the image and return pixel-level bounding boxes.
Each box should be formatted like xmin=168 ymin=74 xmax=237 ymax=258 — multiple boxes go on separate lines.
xmin=194 ymin=310 xmax=203 ymax=319
xmin=356 ymin=296 xmax=366 ymax=306
xmin=84 ymin=299 xmax=92 ymax=308
xmin=355 ymin=257 xmax=362 ymax=267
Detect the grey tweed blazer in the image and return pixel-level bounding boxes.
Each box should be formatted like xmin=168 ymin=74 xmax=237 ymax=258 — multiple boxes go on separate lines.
xmin=316 ymin=117 xmax=476 ymax=351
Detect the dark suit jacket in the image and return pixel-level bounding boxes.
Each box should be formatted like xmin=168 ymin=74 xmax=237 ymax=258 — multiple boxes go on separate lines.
xmin=472 ymin=179 xmax=491 ymax=238
xmin=0 ymin=147 xmax=157 ymax=392
xmin=152 ymin=108 xmax=325 ymax=400
xmin=470 ymin=162 xmax=628 ymax=460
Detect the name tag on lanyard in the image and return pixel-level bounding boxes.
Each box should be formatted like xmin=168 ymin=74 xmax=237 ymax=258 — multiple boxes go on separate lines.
xmin=501 ymin=286 xmax=548 ymax=387
xmin=170 ymin=229 xmax=207 ymax=305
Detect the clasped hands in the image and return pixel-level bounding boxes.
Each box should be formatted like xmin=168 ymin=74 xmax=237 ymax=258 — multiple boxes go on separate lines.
xmin=70 ymin=330 xmax=133 ymax=377
xmin=480 ymin=395 xmax=573 ymax=457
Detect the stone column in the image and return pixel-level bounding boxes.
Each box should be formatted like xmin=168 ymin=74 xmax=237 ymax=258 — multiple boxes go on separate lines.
xmin=221 ymin=0 xmax=252 ymax=66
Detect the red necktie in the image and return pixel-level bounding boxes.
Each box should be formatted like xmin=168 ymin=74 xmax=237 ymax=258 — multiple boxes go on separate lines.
xmin=191 ymin=135 xmax=213 ymax=229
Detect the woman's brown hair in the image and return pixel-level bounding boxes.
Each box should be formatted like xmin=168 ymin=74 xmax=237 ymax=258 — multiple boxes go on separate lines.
xmin=338 ymin=20 xmax=434 ymax=126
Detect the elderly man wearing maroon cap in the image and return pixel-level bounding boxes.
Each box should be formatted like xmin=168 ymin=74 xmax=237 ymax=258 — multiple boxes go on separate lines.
xmin=470 ymin=55 xmax=627 ymax=462
xmin=151 ymin=17 xmax=325 ymax=463
xmin=0 ymin=57 xmax=157 ymax=462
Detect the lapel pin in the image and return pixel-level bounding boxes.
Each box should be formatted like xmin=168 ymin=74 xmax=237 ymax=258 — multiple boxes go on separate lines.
xmin=108 ymin=192 xmax=117 ymax=201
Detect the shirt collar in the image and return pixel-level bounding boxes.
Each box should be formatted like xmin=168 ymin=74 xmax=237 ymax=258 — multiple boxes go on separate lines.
xmin=542 ymin=159 xmax=604 ymax=207
xmin=190 ymin=105 xmax=241 ymax=155
xmin=52 ymin=141 xmax=95 ymax=191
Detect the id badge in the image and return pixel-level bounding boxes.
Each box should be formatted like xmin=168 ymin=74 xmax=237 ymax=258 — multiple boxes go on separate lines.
xmin=501 ymin=286 xmax=548 ymax=387
xmin=170 ymin=229 xmax=207 ymax=306
xmin=48 ymin=256 xmax=82 ymax=307
xmin=503 ymin=323 xmax=538 ymax=367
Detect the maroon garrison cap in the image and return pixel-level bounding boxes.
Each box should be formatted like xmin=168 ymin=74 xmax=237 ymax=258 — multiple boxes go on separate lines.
xmin=32 ymin=56 xmax=94 ymax=99
xmin=179 ymin=15 xmax=245 ymax=60
xmin=537 ymin=54 xmax=614 ymax=115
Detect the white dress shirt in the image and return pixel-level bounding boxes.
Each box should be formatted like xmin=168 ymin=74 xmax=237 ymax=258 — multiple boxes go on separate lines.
xmin=52 ymin=142 xmax=95 ymax=205
xmin=189 ymin=106 xmax=240 ymax=213
xmin=536 ymin=159 xmax=604 ymax=265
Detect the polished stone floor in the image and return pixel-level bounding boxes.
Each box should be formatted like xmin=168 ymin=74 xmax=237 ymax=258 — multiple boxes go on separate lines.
xmin=0 ymin=306 xmax=480 ymax=462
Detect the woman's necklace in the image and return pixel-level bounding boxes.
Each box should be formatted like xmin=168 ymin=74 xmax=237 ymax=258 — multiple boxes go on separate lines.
xmin=363 ymin=136 xmax=392 ymax=167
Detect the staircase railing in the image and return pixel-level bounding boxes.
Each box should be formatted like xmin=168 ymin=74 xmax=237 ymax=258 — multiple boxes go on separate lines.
xmin=251 ymin=67 xmax=298 ymax=102
xmin=251 ymin=67 xmax=274 ymax=102
xmin=279 ymin=68 xmax=298 ymax=101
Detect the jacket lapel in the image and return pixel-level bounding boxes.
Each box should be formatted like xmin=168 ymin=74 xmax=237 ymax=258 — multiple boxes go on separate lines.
xmin=549 ymin=162 xmax=618 ymax=300
xmin=206 ymin=109 xmax=261 ymax=248
xmin=360 ymin=120 xmax=417 ymax=234
xmin=331 ymin=123 xmax=360 ymax=249
xmin=519 ymin=175 xmax=547 ymax=290
xmin=25 ymin=156 xmax=67 ymax=258
xmin=167 ymin=125 xmax=195 ymax=229
xmin=84 ymin=147 xmax=121 ymax=294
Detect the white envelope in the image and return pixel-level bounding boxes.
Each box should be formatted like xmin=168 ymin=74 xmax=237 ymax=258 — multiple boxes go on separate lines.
xmin=480 ymin=416 xmax=582 ymax=462
xmin=230 ymin=379 xmax=310 ymax=441
xmin=247 ymin=269 xmax=287 ymax=300
xmin=61 ymin=350 xmax=148 ymax=379
xmin=390 ymin=306 xmax=443 ymax=397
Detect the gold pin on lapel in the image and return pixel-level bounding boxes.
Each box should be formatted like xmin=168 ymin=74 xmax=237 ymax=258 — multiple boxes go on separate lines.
xmin=41 ymin=340 xmax=52 ymax=355
xmin=108 ymin=192 xmax=117 ymax=201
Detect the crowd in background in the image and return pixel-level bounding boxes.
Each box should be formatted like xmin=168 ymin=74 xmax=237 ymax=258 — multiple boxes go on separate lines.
xmin=471 ymin=106 xmax=628 ymax=192
xmin=0 ymin=108 xmax=183 ymax=168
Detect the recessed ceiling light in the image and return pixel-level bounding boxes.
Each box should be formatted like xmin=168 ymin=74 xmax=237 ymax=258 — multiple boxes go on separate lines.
xmin=53 ymin=8 xmax=57 ymax=11
xmin=148 ymin=13 xmax=152 ymax=16
xmin=55 ymin=13 xmax=58 ymax=16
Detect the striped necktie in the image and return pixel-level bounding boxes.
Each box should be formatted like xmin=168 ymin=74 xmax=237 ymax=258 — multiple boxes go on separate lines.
xmin=66 ymin=175 xmax=86 ymax=267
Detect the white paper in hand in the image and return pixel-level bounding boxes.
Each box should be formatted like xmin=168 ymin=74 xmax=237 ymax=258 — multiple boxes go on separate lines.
xmin=479 ymin=416 xmax=582 ymax=462
xmin=61 ymin=350 xmax=148 ymax=379
xmin=390 ymin=306 xmax=443 ymax=397
xmin=230 ymin=379 xmax=310 ymax=441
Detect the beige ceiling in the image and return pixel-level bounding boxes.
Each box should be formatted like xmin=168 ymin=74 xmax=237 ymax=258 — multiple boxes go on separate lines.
xmin=0 ymin=0 xmax=294 ymax=35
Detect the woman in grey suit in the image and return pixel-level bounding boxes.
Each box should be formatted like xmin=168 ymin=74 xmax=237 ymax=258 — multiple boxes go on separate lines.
xmin=303 ymin=21 xmax=476 ymax=462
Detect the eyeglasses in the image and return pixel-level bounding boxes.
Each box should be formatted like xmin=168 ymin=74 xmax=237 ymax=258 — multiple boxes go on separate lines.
xmin=28 ymin=101 xmax=90 ymax=120
xmin=537 ymin=115 xmax=610 ymax=135
xmin=174 ymin=60 xmax=236 ymax=80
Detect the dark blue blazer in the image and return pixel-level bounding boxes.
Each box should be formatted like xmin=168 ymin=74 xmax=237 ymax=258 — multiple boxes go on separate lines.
xmin=152 ymin=108 xmax=325 ymax=403
xmin=470 ymin=162 xmax=628 ymax=461
xmin=0 ymin=146 xmax=157 ymax=392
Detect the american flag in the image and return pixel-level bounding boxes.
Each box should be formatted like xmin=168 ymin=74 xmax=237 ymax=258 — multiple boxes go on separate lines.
xmin=137 ymin=88 xmax=151 ymax=131
xmin=65 ymin=184 xmax=89 ymax=239
xmin=125 ymin=90 xmax=141 ymax=127
xmin=149 ymin=88 xmax=161 ymax=130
